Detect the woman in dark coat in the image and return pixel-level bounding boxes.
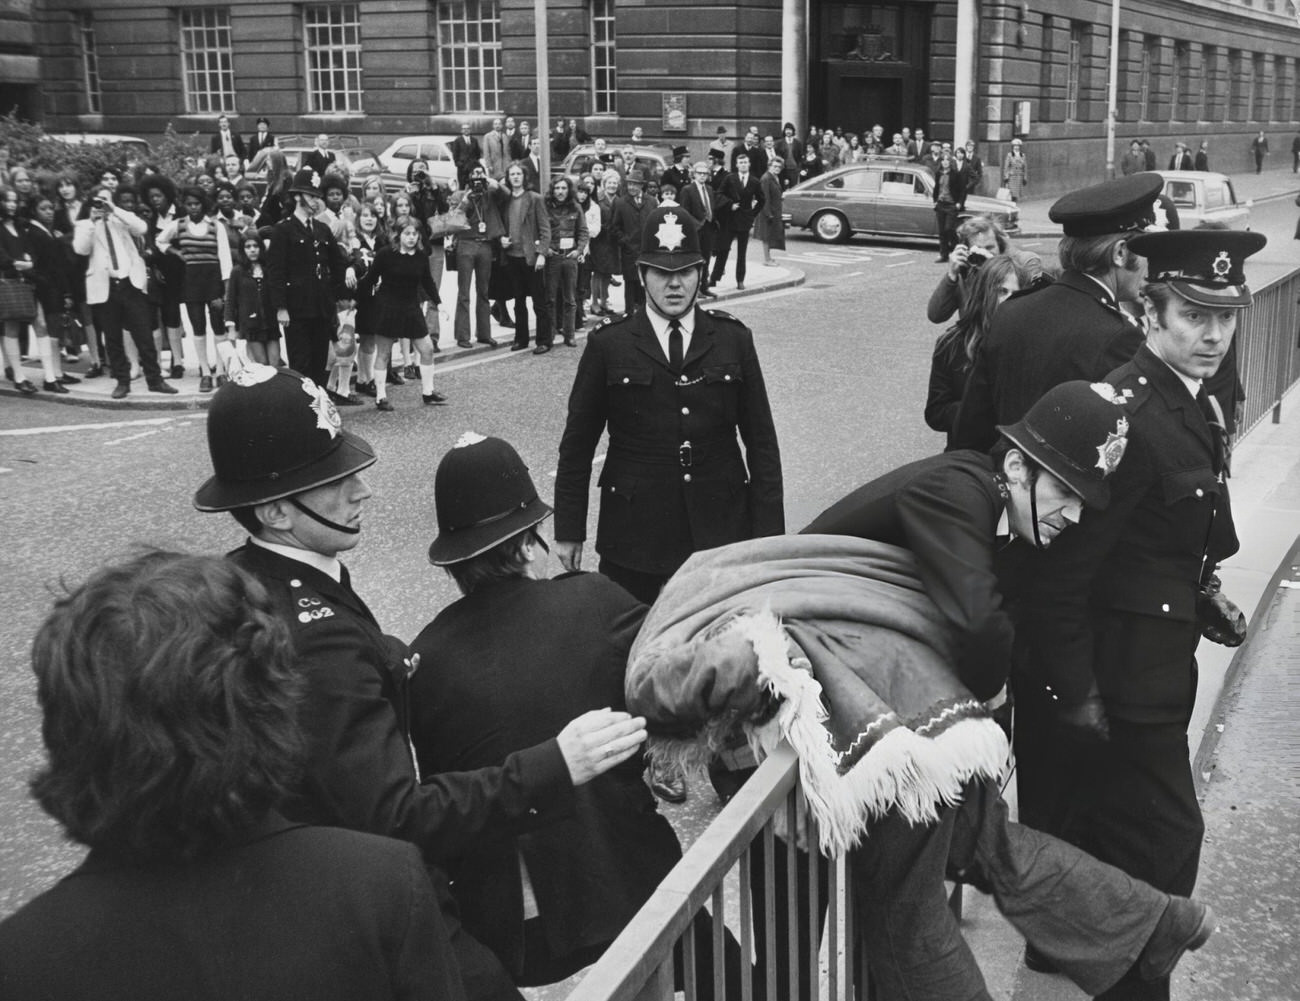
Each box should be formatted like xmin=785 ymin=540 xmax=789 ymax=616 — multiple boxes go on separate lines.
xmin=931 ymin=149 xmax=967 ymax=262
xmin=754 ymin=157 xmax=786 ymax=265
xmin=588 ymin=171 xmax=621 ymax=315
xmin=0 ymin=188 xmax=69 ymax=394
xmin=224 ymin=233 xmax=280 ymax=366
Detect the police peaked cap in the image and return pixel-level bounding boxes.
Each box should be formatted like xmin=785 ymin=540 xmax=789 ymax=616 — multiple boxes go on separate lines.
xmin=1129 ymin=229 xmax=1267 ymax=308
xmin=637 ymin=205 xmax=705 ymax=272
xmin=1048 ymin=173 xmax=1164 ymax=237
xmin=194 ymin=366 xmax=376 ymax=512
xmin=998 ymin=381 xmax=1132 ymax=510
xmin=427 ymin=434 xmax=552 ymax=565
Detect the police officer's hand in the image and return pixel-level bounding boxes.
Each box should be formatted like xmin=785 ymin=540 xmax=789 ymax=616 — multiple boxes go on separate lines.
xmin=557 ymin=708 xmax=648 ymax=785
xmin=555 ymin=540 xmax=583 ymax=572
xmin=276 ymin=308 xmax=290 ymax=326
xmin=1057 ymin=695 xmax=1110 ymax=743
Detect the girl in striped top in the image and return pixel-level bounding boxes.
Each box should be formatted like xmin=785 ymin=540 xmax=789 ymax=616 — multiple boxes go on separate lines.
xmin=157 ymin=187 xmax=232 ymax=392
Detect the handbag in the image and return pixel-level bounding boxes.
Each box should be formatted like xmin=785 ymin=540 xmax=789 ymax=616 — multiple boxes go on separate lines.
xmin=427 ymin=206 xmax=470 ymax=238
xmin=0 ymin=277 xmax=36 ymax=323
xmin=995 ymin=186 xmax=1012 ymax=202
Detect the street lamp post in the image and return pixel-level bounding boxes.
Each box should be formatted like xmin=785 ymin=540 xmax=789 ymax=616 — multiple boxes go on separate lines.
xmin=1105 ymin=0 xmax=1120 ymax=178
xmin=535 ymin=0 xmax=551 ymax=181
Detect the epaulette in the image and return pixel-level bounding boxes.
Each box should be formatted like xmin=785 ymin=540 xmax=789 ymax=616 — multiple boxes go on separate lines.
xmin=289 ymin=579 xmax=337 ymax=625
xmin=588 ymin=313 xmax=627 ymax=337
xmin=703 ymin=307 xmax=744 ymax=324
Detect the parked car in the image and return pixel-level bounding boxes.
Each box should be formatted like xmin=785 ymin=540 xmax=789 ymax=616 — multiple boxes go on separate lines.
xmin=555 ymin=143 xmax=673 ymax=181
xmin=272 ymin=139 xmax=387 ymax=200
xmin=783 ymin=161 xmax=1020 ymax=244
xmin=374 ymin=135 xmax=459 ymax=191
xmin=46 ymin=133 xmax=152 ymax=160
xmin=1156 ymin=170 xmax=1251 ymax=229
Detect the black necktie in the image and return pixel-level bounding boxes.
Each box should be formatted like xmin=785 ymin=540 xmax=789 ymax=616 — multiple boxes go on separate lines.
xmin=669 ymin=320 xmax=683 ymax=371
xmin=1196 ymin=388 xmax=1228 ymax=476
xmin=103 ymin=219 xmax=120 ymax=272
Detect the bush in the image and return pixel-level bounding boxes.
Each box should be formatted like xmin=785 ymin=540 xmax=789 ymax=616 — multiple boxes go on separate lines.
xmin=0 ymin=114 xmax=207 ymax=194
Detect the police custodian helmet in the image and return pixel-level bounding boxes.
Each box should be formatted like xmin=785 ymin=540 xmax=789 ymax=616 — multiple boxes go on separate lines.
xmin=193 ymin=365 xmax=376 ymax=512
xmin=637 ymin=205 xmax=705 ymax=272
xmin=427 ymin=433 xmax=552 ymax=566
xmin=998 ymin=380 xmax=1131 ymax=510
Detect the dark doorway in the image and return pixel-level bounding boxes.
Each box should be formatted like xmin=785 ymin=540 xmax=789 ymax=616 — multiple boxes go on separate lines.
xmin=831 ymin=76 xmax=903 ymax=135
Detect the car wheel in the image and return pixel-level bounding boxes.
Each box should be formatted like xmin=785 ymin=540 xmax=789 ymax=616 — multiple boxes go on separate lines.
xmin=811 ymin=210 xmax=850 ymax=244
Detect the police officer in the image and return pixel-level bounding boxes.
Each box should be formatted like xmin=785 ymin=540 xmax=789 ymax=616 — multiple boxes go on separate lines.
xmin=553 ymin=205 xmax=785 ymax=606
xmin=950 ymin=173 xmax=1164 ymax=452
xmin=265 ymin=167 xmax=353 ymax=386
xmin=193 ymin=365 xmax=648 ymax=1001
xmin=1015 ymin=229 xmax=1264 ymax=1001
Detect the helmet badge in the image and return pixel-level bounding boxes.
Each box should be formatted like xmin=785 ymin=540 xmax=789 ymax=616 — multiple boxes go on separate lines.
xmin=301 ymin=377 xmax=342 ymax=438
xmin=656 ymin=212 xmax=686 ymax=252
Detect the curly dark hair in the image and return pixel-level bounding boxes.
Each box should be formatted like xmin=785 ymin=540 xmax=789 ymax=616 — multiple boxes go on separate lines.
xmin=30 ymin=551 xmax=304 ymax=860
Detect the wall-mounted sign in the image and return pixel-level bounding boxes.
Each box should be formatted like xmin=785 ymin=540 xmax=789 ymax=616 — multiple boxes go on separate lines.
xmin=662 ymin=93 xmax=687 ymax=133
xmin=1014 ymin=100 xmax=1032 ymax=137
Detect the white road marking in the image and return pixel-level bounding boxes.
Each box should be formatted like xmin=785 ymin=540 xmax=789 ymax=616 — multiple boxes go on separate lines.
xmin=548 ymin=453 xmax=605 ymax=478
xmin=0 ymin=417 xmax=176 ymax=438
xmin=885 ymin=260 xmax=915 ymax=269
xmin=102 ymin=430 xmax=164 ymax=446
xmin=0 ymin=467 xmax=11 ymax=475
xmin=845 ymin=271 xmax=863 ymax=277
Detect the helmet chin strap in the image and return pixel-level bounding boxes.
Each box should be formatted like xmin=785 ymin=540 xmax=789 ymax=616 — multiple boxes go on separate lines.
xmin=1027 ymin=467 xmax=1044 ymax=549
xmin=289 ymin=496 xmax=360 ymax=535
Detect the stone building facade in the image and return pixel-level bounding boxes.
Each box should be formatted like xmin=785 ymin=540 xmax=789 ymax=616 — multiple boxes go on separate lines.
xmin=17 ymin=0 xmax=1300 ymax=197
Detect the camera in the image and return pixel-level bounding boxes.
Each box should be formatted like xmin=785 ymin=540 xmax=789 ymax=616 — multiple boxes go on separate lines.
xmin=966 ymin=246 xmax=991 ymax=268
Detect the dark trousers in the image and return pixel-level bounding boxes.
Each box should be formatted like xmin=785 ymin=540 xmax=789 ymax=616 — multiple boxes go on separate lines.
xmin=1063 ymin=721 xmax=1204 ymax=1001
xmin=544 ymin=256 xmax=578 ymax=343
xmin=711 ymin=229 xmax=750 ymax=287
xmin=504 ymin=255 xmax=547 ymax=347
xmin=455 ymin=239 xmax=495 ymax=344
xmin=935 ymin=202 xmax=960 ymax=260
xmin=698 ymin=222 xmax=718 ymax=286
xmin=598 ymin=558 xmax=669 ymax=606
xmin=620 ymin=252 xmax=644 ymax=313
xmin=285 ymin=314 xmax=335 ymax=386
xmin=92 ymin=280 xmax=162 ymax=384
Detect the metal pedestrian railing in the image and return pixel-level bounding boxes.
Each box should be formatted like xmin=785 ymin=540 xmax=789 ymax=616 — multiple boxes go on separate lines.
xmin=1235 ymin=267 xmax=1300 ymax=438
xmin=563 ymin=742 xmax=868 ymax=1001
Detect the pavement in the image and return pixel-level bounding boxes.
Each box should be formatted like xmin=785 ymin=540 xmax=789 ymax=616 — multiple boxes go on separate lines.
xmin=0 ymin=258 xmax=806 ymax=411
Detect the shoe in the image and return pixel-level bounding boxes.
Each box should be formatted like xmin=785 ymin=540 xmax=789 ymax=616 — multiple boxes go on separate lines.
xmin=355 ymin=380 xmax=377 ymax=398
xmin=736 ymin=282 xmax=746 ymax=290
xmin=84 ymin=365 xmax=105 ymax=379
xmin=403 ymin=364 xmax=419 ymax=380
xmin=510 ymin=343 xmax=529 ymax=352
xmin=476 ymin=338 xmax=496 ymax=347
xmin=497 ymin=316 xmax=515 ymax=329
xmin=699 ymin=288 xmax=717 ymax=298
xmin=1137 ymin=898 xmax=1216 ymax=981
xmin=327 ymin=389 xmax=361 ymax=407
xmin=146 ymin=379 xmax=178 ymax=395
xmin=648 ymin=763 xmax=687 ymax=804
xmin=375 ymin=398 xmax=395 ymax=412
xmin=610 ymin=276 xmax=622 ymax=287
xmin=422 ymin=391 xmax=447 ymax=405
xmin=564 ymin=337 xmax=576 ymax=347
xmin=59 ymin=373 xmax=81 ymax=385
xmin=456 ymin=340 xmax=472 ymax=348
xmin=1023 ymin=945 xmax=1058 ymax=975
xmin=169 ymin=364 xmax=184 ymax=380
xmin=199 ymin=375 xmax=214 ymax=393
xmin=387 ymin=367 xmax=405 ymax=386
xmin=532 ymin=345 xmax=551 ymax=355
xmin=215 ymin=375 xmax=228 ymax=388
xmin=61 ymin=351 xmax=81 ymax=364
xmin=42 ymin=380 xmax=70 ymax=394
xmin=3 ymin=365 xmax=11 ymax=381
xmin=111 ymin=382 xmax=130 ymax=399
xmin=431 ymin=341 xmax=441 ymax=353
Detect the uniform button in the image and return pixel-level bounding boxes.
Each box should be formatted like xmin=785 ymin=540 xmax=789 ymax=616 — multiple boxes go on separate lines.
xmin=1138 ymin=376 xmax=1148 ymax=385
xmin=724 ymin=374 xmax=732 ymax=381
xmin=683 ymin=473 xmax=692 ymax=483
xmin=1161 ymin=603 xmax=1170 ymax=613
xmin=622 ymin=376 xmax=629 ymax=384
xmin=290 ymin=579 xmax=302 ymax=588
xmin=679 ymin=375 xmax=688 ymax=384
xmin=1195 ymin=488 xmax=1204 ymax=498
xmin=528 ymin=807 xmax=538 ymax=816
xmin=681 ymin=406 xmax=690 ymax=415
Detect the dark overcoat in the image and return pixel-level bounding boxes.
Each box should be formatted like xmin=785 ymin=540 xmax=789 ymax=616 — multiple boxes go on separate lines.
xmin=719 ymin=171 xmax=765 ymax=233
xmin=408 ymin=572 xmax=682 ymax=978
xmin=554 ymin=306 xmax=785 ymax=576
xmin=949 ymin=270 xmax=1145 ymax=452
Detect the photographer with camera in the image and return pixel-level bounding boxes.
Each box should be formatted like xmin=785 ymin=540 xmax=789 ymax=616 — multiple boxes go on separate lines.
xmin=925 ymin=215 xmax=1044 ymax=324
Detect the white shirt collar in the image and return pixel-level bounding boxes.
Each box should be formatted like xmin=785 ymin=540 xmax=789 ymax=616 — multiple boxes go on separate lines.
xmin=996 ymin=506 xmax=1013 ymax=541
xmin=249 ymin=535 xmax=343 ymax=583
xmin=646 ymin=306 xmax=696 ymax=362
xmin=1080 ymin=272 xmax=1117 ymax=304
xmin=1153 ymin=353 xmax=1202 ymax=398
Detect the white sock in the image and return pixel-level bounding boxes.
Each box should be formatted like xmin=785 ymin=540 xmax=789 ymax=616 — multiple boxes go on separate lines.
xmin=337 ymin=360 xmax=355 ymax=391
xmin=420 ymin=362 xmax=435 ymax=395
xmin=37 ymin=336 xmax=61 ymax=382
xmin=358 ymin=349 xmax=374 ymax=384
xmin=375 ymin=367 xmax=388 ymax=400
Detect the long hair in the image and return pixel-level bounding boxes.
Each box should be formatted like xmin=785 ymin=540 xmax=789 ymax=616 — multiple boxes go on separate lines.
xmin=936 ymin=254 xmax=1023 ymax=367
xmin=29 ymin=551 xmax=304 ymax=860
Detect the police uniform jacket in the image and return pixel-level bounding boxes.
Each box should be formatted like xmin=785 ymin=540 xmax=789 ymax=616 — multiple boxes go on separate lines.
xmin=408 ymin=572 xmax=682 ymax=977
xmin=802 ymin=450 xmax=1032 ymax=702
xmin=227 ymin=543 xmax=574 ymax=864
xmin=1019 ymin=344 xmax=1238 ymax=723
xmin=265 ymin=214 xmax=350 ymax=320
xmin=555 ymin=306 xmax=785 ymax=576
xmin=949 ymin=270 xmax=1144 ymax=452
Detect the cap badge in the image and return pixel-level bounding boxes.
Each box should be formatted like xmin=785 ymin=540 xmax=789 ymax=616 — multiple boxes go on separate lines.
xmin=1095 ymin=417 xmax=1130 ymax=476
xmin=1089 ymin=381 xmax=1132 ymax=405
xmin=454 ymin=431 xmax=487 ymax=449
xmin=301 ymin=377 xmax=341 ymax=438
xmin=231 ymin=361 xmax=278 ymax=387
xmin=656 ymin=212 xmax=686 ymax=252
xmin=1211 ymin=251 xmax=1231 ymax=281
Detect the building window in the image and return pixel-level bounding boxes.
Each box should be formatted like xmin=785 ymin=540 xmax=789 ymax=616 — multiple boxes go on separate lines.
xmin=1275 ymin=55 xmax=1287 ymax=121
xmin=1065 ymin=23 xmax=1084 ymax=122
xmin=1201 ymin=45 xmax=1215 ymax=121
xmin=1251 ymin=53 xmax=1267 ymax=121
xmin=1169 ymin=42 xmax=1188 ymax=120
xmin=437 ymin=1 xmax=502 ymax=113
xmin=79 ymin=12 xmax=102 ymax=115
xmin=591 ymin=0 xmax=617 ymax=115
xmin=304 ymin=4 xmax=363 ymax=114
xmin=1294 ymin=57 xmax=1300 ymax=122
xmin=1227 ymin=49 xmax=1242 ymax=121
xmin=179 ymin=8 xmax=236 ymax=114
xmin=1138 ymin=37 xmax=1156 ymax=121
